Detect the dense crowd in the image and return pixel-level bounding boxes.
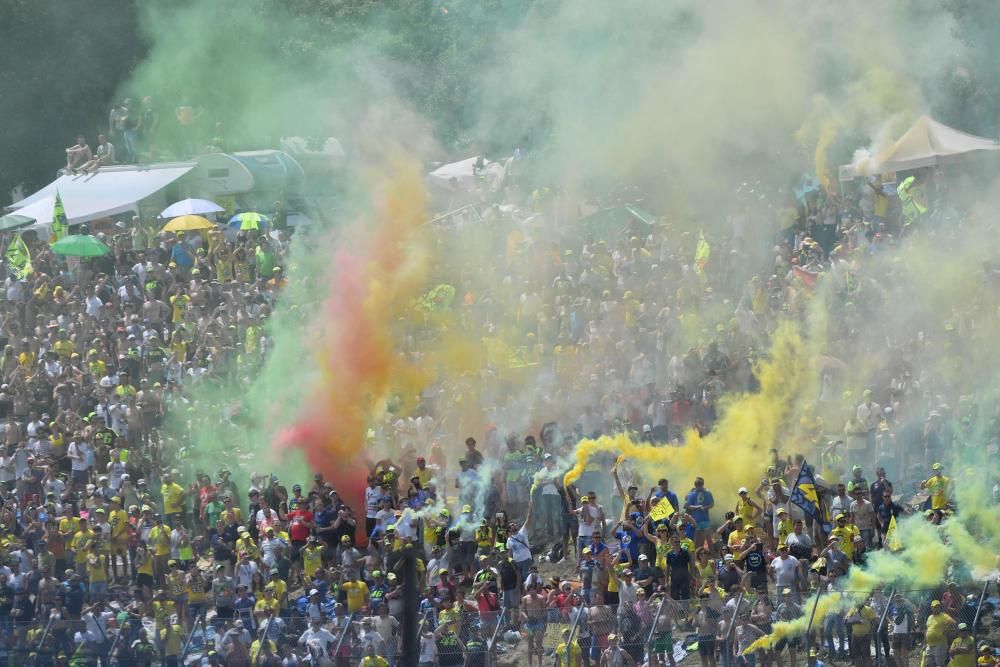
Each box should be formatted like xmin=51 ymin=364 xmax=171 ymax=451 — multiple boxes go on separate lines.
xmin=0 ymin=162 xmax=998 ymax=667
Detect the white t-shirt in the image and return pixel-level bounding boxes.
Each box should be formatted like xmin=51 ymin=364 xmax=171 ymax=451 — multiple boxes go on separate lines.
xmin=506 ymin=525 xmax=531 ymax=563
xmin=365 ymin=487 xmax=383 ymax=519
xmin=419 ymin=634 xmax=436 ymax=663
xmin=577 ymin=504 xmax=598 ymax=537
xmin=299 ymin=627 xmax=336 ymax=657
xmin=85 ymin=295 xmax=103 ymax=318
xmin=771 ymin=555 xmax=799 ymax=588
xmin=69 ymin=442 xmax=90 ymax=472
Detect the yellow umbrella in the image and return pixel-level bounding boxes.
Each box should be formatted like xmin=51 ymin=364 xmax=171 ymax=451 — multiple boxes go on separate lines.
xmin=161 ymin=215 xmax=214 ymax=233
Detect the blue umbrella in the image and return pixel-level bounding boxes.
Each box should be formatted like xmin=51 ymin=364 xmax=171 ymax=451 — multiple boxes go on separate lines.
xmin=228 ymin=212 xmax=270 ymax=231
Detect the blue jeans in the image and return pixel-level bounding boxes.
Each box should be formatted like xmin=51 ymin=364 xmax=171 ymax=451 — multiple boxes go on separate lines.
xmin=124 ymin=130 xmax=138 ymax=163
xmin=825 ymin=614 xmax=847 ymax=653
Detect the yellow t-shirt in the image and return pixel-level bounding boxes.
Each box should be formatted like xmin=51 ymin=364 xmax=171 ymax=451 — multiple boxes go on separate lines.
xmin=186 ymin=575 xmax=207 ymax=603
xmin=831 ymin=525 xmax=859 ymax=559
xmin=302 ymin=546 xmax=323 ymax=579
xmin=268 ymin=577 xmax=288 ymax=607
xmin=950 ymin=636 xmax=976 ymax=667
xmin=170 ymin=294 xmax=191 ymax=322
xmin=148 ymin=525 xmax=172 ymax=557
xmin=221 ymin=507 xmax=244 ymax=524
xmin=776 ymin=518 xmax=794 ymax=545
xmin=342 ymin=580 xmax=369 ymax=613
xmin=924 ymin=475 xmax=950 ymax=510
xmin=727 ymin=529 xmax=747 ymax=549
xmin=236 ymin=536 xmax=258 ymax=559
xmin=925 ymin=612 xmax=954 ymax=647
xmin=255 ymin=597 xmax=280 ymax=617
xmin=18 ymin=351 xmax=36 ymax=368
xmin=735 ymin=498 xmax=757 ymax=525
xmin=167 ymin=571 xmax=186 ymax=598
xmin=360 ymin=657 xmax=390 ymax=667
xmin=54 ymin=339 xmax=74 ymax=360
xmin=71 ymin=529 xmax=94 ymax=555
xmin=555 ymin=640 xmax=583 ymax=667
xmin=160 ymin=625 xmax=182 ymax=656
xmin=162 ymin=482 xmax=185 ymax=514
xmin=152 ymin=600 xmax=176 ymax=630
xmin=108 ymin=509 xmax=129 ymax=540
xmin=137 ymin=549 xmax=154 ymax=576
xmin=848 ymin=606 xmax=875 ymax=637
xmin=87 ymin=553 xmax=107 ymax=583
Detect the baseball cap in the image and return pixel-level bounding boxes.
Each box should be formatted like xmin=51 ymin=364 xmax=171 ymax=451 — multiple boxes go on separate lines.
xmin=723 ymin=554 xmax=734 ymax=561
xmin=932 ymin=462 xmax=942 ymax=470
xmin=462 ymin=505 xmax=472 ymax=513
xmin=738 ymin=487 xmax=748 ymax=494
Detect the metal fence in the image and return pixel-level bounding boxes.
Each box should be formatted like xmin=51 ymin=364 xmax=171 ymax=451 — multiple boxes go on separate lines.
xmin=4 ymin=584 xmax=995 ymax=665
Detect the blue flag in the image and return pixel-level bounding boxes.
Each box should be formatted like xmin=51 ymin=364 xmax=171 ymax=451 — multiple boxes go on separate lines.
xmin=790 ymin=461 xmax=831 ymax=533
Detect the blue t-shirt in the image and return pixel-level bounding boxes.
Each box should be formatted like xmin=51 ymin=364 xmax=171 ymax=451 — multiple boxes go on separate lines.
xmin=171 ymin=244 xmax=194 ymax=268
xmin=615 ymin=528 xmax=642 ymax=562
xmin=685 ymin=488 xmax=714 ymax=525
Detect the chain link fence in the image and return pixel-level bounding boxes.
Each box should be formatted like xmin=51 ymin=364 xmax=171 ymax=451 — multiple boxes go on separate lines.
xmin=3 ymin=583 xmax=997 ymax=665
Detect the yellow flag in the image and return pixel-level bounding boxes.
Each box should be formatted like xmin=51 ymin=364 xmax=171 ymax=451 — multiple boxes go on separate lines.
xmin=694 ymin=230 xmax=711 ymax=273
xmin=885 ymin=515 xmax=902 ymax=552
xmin=51 ymin=191 xmax=68 ymax=243
xmin=649 ymin=495 xmax=676 ymax=522
xmin=5 ymin=233 xmax=32 ymax=280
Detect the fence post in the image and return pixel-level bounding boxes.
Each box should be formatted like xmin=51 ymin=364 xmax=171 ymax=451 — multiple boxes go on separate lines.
xmin=874 ymin=587 xmax=896 ymax=664
xmin=644 ymin=594 xmax=669 ymax=663
xmin=802 ymin=587 xmax=823 ymax=660
xmin=723 ymin=591 xmax=744 ymax=667
xmin=332 ymin=612 xmax=354 ymax=661
xmin=486 ymin=603 xmax=506 ymax=667
xmin=972 ymin=579 xmax=992 ymax=662
xmin=179 ymin=612 xmax=205 ymax=664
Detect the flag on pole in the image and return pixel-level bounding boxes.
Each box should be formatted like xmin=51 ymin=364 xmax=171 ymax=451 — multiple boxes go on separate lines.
xmin=51 ymin=191 xmax=68 ymax=243
xmin=790 ymin=460 xmax=831 ymax=533
xmin=5 ymin=233 xmax=33 ymax=280
xmin=885 ymin=515 xmax=902 ymax=551
xmin=694 ymin=230 xmax=711 ymax=274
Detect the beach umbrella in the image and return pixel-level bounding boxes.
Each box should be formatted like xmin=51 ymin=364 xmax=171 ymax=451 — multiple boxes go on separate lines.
xmin=228 ymin=212 xmax=269 ymax=231
xmin=50 ymin=234 xmax=111 ymax=257
xmin=161 ymin=215 xmax=215 ymax=233
xmin=0 ymin=213 xmax=35 ymax=233
xmin=159 ymin=198 xmax=225 ymax=218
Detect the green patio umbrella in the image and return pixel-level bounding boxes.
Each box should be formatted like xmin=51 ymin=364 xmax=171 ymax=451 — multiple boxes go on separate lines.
xmin=228 ymin=212 xmax=270 ymax=231
xmin=0 ymin=213 xmax=35 ymax=233
xmin=50 ymin=234 xmax=111 ymax=257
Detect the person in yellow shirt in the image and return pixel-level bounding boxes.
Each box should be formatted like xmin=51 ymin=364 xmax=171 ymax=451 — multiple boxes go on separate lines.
xmin=921 ymin=463 xmax=952 ymax=511
xmin=925 ymin=600 xmax=956 ymax=667
xmin=53 ymin=332 xmax=74 ymax=361
xmin=555 ymin=628 xmax=583 ymax=667
xmin=135 ymin=542 xmax=155 ymax=601
xmin=186 ymin=570 xmax=208 ymax=622
xmin=302 ymin=537 xmax=324 ymax=581
xmin=161 ymin=472 xmax=187 ymax=524
xmin=341 ymin=571 xmax=369 ymax=614
xmin=735 ymin=487 xmax=762 ymax=527
xmin=107 ymin=496 xmax=129 ymax=582
xmin=159 ymin=622 xmax=183 ymax=664
xmin=170 ymin=289 xmax=191 ymax=323
xmin=86 ymin=541 xmax=109 ymax=601
xmin=775 ymin=507 xmax=794 ymax=546
xmin=235 ymin=527 xmax=259 ymax=560
xmin=220 ymin=495 xmax=243 ymax=524
xmin=360 ymin=644 xmax=391 ymax=667
xmin=726 ymin=517 xmax=748 ymax=549
xmin=254 ymin=586 xmax=281 ymax=621
xmin=846 ymin=602 xmax=876 ymax=666
xmin=267 ymin=571 xmax=288 ymax=610
xmin=87 ymin=350 xmax=106 ymax=379
xmin=147 ymin=516 xmax=172 ymax=585
xmin=60 ymin=515 xmax=82 ymax=570
xmin=71 ymin=519 xmax=94 ymax=575
xmin=830 ymin=514 xmax=859 ymax=561
xmin=950 ymin=623 xmax=976 ymax=667
xmin=151 ymin=589 xmax=177 ymax=633
xmin=166 ymin=560 xmax=188 ymax=627
xmin=17 ymin=341 xmax=36 ymax=369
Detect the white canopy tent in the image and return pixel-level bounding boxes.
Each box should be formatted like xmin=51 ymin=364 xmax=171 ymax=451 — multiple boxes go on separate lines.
xmin=842 ymin=115 xmax=1000 ymax=179
xmin=7 ymin=163 xmax=195 ymax=225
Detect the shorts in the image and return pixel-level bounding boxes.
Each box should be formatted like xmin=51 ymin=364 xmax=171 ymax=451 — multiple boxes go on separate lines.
xmin=506 ymin=481 xmax=527 ymax=505
xmin=698 ymin=636 xmax=715 ymax=656
xmin=891 ymin=633 xmax=909 ymax=650
xmin=653 ymin=632 xmax=673 ymax=653
xmin=924 ymin=644 xmax=948 ymax=666
xmin=525 ymin=618 xmax=546 ymax=635
xmin=697 ymin=520 xmax=711 ymax=531
xmin=458 ymin=541 xmax=476 ymax=568
xmin=137 ymin=573 xmax=155 ymax=589
xmin=503 ymin=589 xmax=519 ymax=610
xmin=290 ymin=541 xmax=305 ymax=561
xmin=71 ymin=469 xmax=89 ymax=484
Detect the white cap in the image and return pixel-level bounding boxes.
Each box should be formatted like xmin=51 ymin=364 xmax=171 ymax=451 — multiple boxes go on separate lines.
xmin=738 ymin=486 xmax=748 ymax=494
xmin=309 ymin=589 xmax=319 ymax=596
